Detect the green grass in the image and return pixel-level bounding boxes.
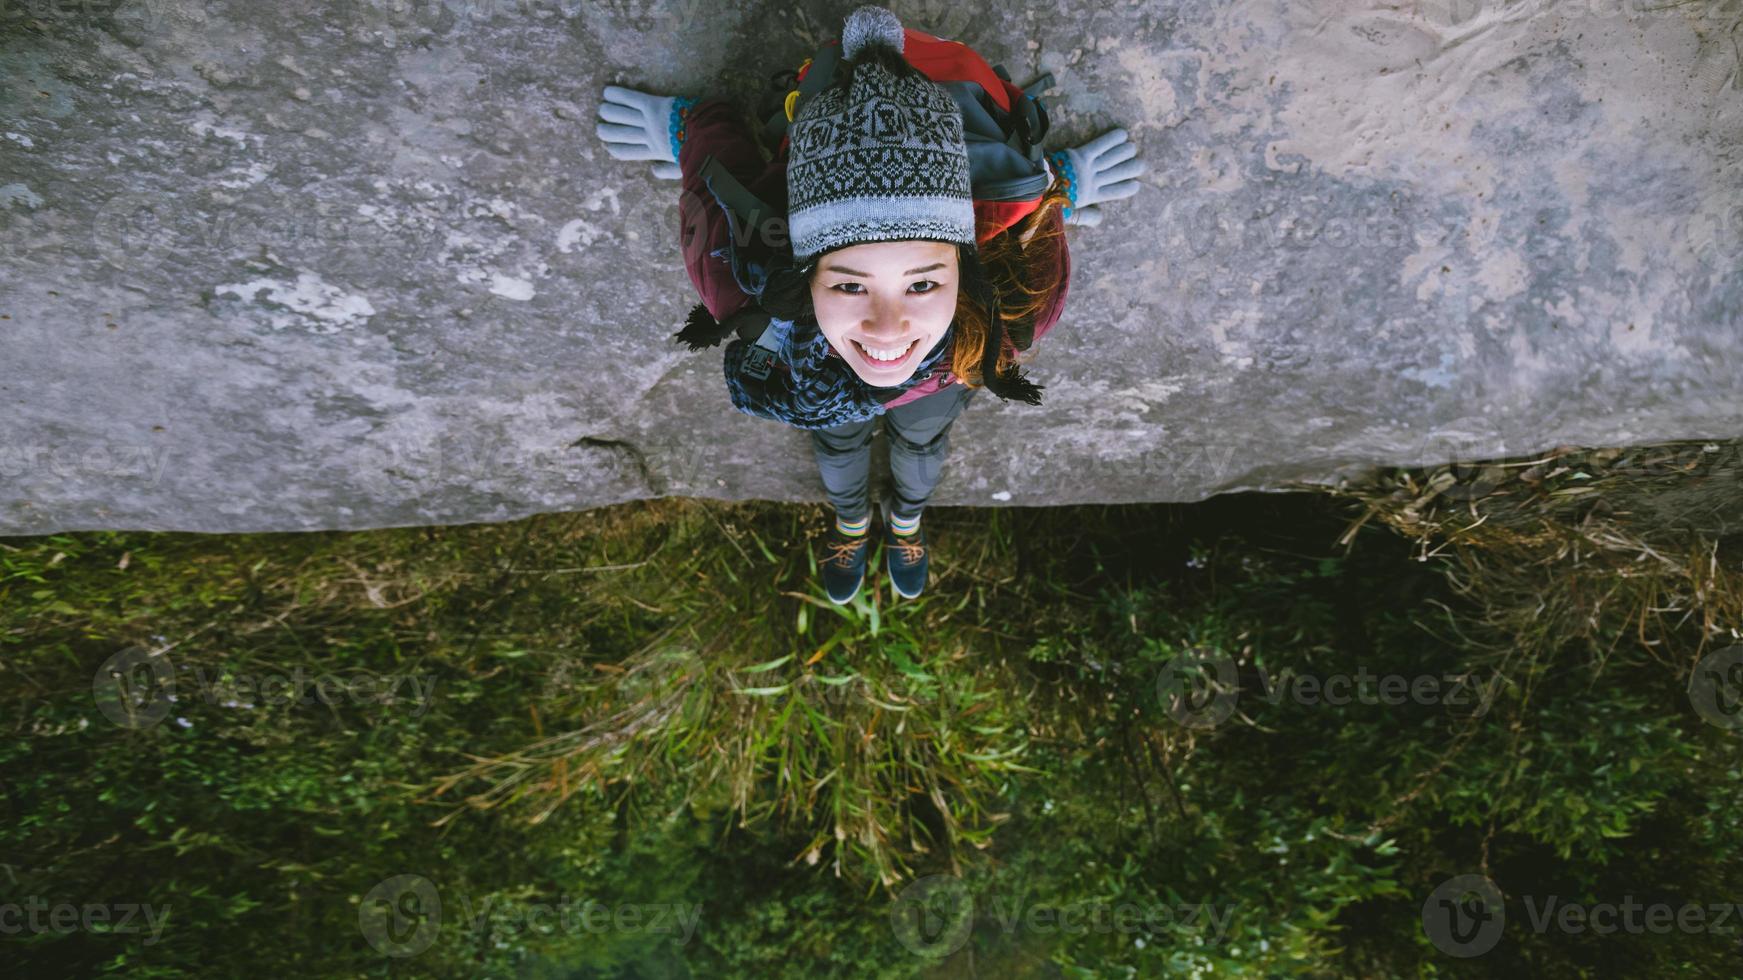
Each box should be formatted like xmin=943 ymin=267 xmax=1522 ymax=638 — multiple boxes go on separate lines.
xmin=3 ymin=485 xmax=1740 ymax=978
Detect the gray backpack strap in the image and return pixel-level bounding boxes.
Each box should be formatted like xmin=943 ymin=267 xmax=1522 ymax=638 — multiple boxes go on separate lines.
xmin=762 ymin=42 xmax=843 ymax=147
xmin=699 ymin=154 xmax=781 ymax=299
xmin=698 ymin=154 xmax=783 ymax=381
xmin=991 ymin=65 xmax=1053 ymax=158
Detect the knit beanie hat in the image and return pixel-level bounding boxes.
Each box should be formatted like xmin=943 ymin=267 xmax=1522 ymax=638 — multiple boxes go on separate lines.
xmin=785 ymin=5 xmax=977 ymax=263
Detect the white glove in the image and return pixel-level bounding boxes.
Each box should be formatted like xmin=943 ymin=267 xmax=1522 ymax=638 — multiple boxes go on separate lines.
xmin=1047 ymin=129 xmax=1145 ymax=228
xmin=596 ymin=84 xmax=695 ymax=180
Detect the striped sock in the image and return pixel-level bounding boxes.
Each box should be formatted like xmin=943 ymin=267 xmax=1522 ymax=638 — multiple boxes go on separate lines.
xmin=835 ymin=513 xmax=870 ymax=537
xmin=889 ymin=511 xmax=921 ymax=536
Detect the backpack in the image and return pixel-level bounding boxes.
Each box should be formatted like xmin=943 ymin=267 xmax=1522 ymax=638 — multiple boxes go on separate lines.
xmin=681 ymin=27 xmax=1057 ymax=382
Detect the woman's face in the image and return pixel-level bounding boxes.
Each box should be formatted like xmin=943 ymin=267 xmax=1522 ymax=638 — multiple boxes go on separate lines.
xmin=809 ymin=239 xmax=960 ymax=387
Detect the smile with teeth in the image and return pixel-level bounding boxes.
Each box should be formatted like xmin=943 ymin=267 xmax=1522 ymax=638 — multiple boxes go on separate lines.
xmin=853 ymin=338 xmax=918 ymax=364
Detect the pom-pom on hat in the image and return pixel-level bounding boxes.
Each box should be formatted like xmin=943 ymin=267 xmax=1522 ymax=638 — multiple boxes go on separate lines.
xmin=785 ymin=5 xmax=976 ymax=264
xmin=840 ymin=3 xmax=904 ymax=57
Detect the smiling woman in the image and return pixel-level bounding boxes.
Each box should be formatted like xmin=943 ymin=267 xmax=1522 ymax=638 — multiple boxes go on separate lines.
xmin=811 ymin=240 xmax=959 ymax=385
xmin=599 ymin=3 xmax=1143 ymax=601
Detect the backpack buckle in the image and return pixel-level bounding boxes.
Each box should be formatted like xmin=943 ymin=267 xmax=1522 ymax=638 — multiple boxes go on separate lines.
xmin=741 ymin=318 xmax=784 ymax=381
xmin=1014 ymin=91 xmax=1049 ymax=150
xmin=1014 ymin=72 xmax=1054 ymax=151
xmin=743 ymin=345 xmax=776 ymax=381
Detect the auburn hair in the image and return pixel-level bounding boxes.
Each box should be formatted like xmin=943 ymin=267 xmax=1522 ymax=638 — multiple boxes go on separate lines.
xmin=760 ymin=40 xmax=1071 ymax=393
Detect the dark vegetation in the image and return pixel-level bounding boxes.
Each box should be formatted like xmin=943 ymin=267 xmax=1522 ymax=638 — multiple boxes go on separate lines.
xmin=3 ymin=439 xmax=1741 ymax=977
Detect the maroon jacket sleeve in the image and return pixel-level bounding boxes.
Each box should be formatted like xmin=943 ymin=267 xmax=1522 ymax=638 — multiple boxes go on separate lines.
xmin=677 ymin=99 xmax=787 ymax=322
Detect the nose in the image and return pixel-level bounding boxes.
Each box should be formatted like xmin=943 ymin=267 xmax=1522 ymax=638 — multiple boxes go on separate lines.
xmin=860 ymin=295 xmax=911 ymax=342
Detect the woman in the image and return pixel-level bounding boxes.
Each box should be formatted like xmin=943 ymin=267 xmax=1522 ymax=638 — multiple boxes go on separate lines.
xmin=596 ymin=5 xmax=1144 ymax=603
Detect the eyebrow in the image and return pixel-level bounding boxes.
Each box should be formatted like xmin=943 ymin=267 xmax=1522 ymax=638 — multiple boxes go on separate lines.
xmin=824 ymin=262 xmax=948 ymax=278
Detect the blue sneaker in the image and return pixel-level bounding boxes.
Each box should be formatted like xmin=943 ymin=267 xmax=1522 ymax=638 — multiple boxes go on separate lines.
xmin=819 ymin=523 xmax=871 ymax=604
xmin=880 ymin=501 xmax=928 ymax=599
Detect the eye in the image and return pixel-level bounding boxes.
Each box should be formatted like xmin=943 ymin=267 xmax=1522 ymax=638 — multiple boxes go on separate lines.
xmin=829 ymin=280 xmax=943 ymax=295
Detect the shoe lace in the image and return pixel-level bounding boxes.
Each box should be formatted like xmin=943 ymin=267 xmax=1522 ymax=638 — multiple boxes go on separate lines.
xmin=889 ymin=534 xmax=926 ymax=566
xmin=825 ymin=536 xmax=866 ymax=568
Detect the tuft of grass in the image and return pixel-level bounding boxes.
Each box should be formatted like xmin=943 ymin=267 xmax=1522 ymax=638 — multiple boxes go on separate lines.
xmin=1297 ymin=439 xmax=1743 ymax=674
xmin=428 ymin=501 xmax=1039 ymax=889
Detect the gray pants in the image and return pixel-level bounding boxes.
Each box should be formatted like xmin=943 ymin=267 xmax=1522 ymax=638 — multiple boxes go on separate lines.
xmin=810 ymin=383 xmax=978 ymax=524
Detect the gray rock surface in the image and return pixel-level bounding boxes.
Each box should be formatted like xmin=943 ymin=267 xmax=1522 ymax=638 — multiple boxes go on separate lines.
xmin=1 ymin=0 xmax=1738 ymax=534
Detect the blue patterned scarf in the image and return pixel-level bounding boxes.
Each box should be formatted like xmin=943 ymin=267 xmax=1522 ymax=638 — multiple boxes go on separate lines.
xmin=722 ymin=316 xmax=954 ymax=430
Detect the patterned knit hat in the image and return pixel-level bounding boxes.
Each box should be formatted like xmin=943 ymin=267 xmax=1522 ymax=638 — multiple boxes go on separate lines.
xmin=786 ymin=5 xmax=977 ymax=263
